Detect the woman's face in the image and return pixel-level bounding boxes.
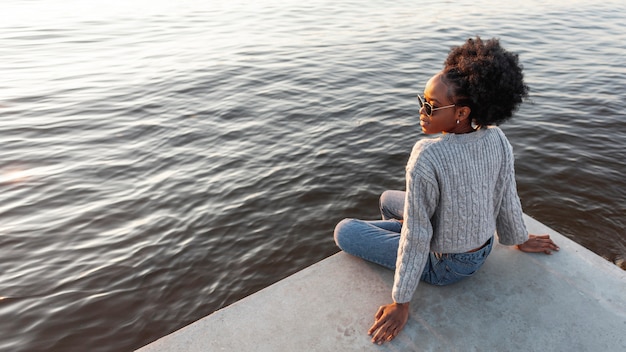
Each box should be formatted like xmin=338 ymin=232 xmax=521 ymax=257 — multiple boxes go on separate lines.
xmin=418 ymin=73 xmax=461 ymax=134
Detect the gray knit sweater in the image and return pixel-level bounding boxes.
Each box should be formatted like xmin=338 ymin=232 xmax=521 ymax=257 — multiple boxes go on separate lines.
xmin=392 ymin=126 xmax=528 ymax=303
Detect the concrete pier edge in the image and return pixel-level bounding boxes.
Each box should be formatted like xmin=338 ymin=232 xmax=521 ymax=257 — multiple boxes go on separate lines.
xmin=137 ymin=214 xmax=626 ymax=351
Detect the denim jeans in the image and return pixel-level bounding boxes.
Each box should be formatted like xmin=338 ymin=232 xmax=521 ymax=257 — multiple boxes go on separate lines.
xmin=334 ymin=190 xmax=493 ymax=286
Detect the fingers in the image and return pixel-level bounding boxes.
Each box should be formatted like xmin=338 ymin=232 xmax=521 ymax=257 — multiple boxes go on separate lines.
xmin=519 ymin=235 xmax=560 ymax=254
xmin=543 ymin=241 xmax=560 ymax=255
xmin=547 ymin=241 xmax=560 ymax=252
xmin=538 ymin=238 xmax=559 ymax=253
xmin=367 ymin=320 xmax=382 ymax=336
xmin=370 ymin=322 xmax=397 ymax=345
xmin=368 ymin=309 xmax=407 ymax=344
xmin=374 ymin=306 xmax=384 ymax=320
xmin=368 ymin=307 xmax=386 ymax=335
xmin=529 ymin=234 xmax=560 ymax=253
xmin=368 ymin=309 xmax=395 ymax=344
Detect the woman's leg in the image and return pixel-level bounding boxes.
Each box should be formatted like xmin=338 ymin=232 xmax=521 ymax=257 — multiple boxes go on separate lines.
xmin=334 ymin=216 xmax=493 ymax=286
xmin=380 ymin=190 xmax=406 ymax=220
xmin=334 ymin=218 xmax=401 ymax=269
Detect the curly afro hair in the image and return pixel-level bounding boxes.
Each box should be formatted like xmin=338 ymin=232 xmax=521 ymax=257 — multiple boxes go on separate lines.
xmin=442 ymin=37 xmax=529 ymax=126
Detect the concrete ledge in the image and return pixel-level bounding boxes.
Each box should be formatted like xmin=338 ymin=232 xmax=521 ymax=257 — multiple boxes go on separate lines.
xmin=137 ymin=214 xmax=626 ymax=351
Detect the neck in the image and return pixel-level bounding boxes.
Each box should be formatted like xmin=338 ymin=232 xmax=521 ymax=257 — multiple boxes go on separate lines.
xmin=456 ymin=126 xmax=477 ymax=134
xmin=445 ymin=122 xmax=476 ymax=135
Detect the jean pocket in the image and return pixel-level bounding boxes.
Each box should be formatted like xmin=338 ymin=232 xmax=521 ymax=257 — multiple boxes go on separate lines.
xmin=446 ymin=253 xmax=485 ymax=277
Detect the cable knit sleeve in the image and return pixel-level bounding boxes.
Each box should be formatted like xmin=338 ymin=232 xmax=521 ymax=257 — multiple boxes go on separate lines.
xmin=495 ymin=139 xmax=528 ymax=245
xmin=392 ymin=143 xmax=439 ymax=303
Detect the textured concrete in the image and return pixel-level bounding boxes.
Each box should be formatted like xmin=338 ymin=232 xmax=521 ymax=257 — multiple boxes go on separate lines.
xmin=137 ymin=214 xmax=626 ymax=351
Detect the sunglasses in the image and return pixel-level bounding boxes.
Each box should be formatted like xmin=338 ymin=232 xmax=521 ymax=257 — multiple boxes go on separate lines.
xmin=417 ymin=95 xmax=456 ymax=117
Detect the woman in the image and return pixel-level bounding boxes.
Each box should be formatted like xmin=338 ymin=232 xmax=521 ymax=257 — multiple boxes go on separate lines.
xmin=333 ymin=37 xmax=559 ymax=345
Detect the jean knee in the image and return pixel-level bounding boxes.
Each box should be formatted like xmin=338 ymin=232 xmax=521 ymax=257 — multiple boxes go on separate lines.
xmin=333 ymin=218 xmax=352 ymax=247
xmin=333 ymin=218 xmax=356 ymax=250
xmin=380 ymin=190 xmax=394 ymax=199
xmin=379 ymin=190 xmax=404 ymax=220
xmin=379 ymin=190 xmax=393 ymax=208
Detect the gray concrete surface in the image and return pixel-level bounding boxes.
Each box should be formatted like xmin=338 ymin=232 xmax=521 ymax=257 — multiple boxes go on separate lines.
xmin=137 ymin=214 xmax=626 ymax=351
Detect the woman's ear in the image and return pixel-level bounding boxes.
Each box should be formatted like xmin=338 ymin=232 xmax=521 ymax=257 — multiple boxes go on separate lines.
xmin=457 ymin=106 xmax=471 ymax=122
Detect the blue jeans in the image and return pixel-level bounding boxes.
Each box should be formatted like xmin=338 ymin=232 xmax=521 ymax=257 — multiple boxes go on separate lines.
xmin=334 ymin=190 xmax=493 ymax=286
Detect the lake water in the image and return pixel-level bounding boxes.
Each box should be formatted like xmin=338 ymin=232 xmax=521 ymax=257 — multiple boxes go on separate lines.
xmin=1 ymin=0 xmax=625 ymax=350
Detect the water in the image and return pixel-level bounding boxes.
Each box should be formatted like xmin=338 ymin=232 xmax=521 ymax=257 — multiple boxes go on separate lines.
xmin=1 ymin=0 xmax=624 ymax=350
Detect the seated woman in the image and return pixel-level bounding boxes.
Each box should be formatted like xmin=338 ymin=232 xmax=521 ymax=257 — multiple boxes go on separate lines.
xmin=333 ymin=37 xmax=559 ymax=345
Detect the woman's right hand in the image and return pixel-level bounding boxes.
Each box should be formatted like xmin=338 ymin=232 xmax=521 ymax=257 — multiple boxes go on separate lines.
xmin=517 ymin=234 xmax=560 ymax=254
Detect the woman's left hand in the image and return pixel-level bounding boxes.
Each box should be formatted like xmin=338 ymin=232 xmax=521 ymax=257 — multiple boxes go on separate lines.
xmin=518 ymin=234 xmax=560 ymax=254
xmin=367 ymin=302 xmax=409 ymax=344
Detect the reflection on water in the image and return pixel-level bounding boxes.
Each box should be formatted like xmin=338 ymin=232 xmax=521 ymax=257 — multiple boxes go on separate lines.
xmin=0 ymin=0 xmax=625 ymax=351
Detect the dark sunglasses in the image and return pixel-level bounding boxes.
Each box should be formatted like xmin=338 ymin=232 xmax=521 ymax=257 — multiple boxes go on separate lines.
xmin=417 ymin=95 xmax=455 ymax=117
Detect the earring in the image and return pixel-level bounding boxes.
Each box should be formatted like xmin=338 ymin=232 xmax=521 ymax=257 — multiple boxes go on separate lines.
xmin=456 ymin=119 xmax=460 ymax=124
xmin=471 ymin=119 xmax=478 ymax=129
